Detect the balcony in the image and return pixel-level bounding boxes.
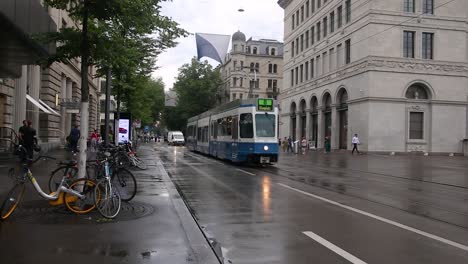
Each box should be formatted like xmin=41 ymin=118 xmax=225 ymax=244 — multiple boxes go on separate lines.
xmin=0 ymin=0 xmax=57 ymax=78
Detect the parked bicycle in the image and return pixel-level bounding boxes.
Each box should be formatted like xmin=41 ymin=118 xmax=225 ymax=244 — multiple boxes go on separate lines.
xmin=0 ymin=145 xmax=100 ymax=220
xmin=94 ymin=152 xmax=121 ymax=219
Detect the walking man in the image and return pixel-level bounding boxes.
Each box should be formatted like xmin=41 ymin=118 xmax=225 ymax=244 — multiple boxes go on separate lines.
xmin=20 ymin=120 xmax=37 ymax=160
xmin=352 ymin=134 xmax=360 ymax=154
xmin=287 ymin=136 xmax=293 ymax=153
xmin=69 ymin=125 xmax=80 ymax=153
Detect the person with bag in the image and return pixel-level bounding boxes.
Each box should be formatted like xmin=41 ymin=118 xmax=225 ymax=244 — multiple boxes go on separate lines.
xmin=21 ymin=120 xmax=38 ymax=160
xmin=90 ymin=129 xmax=99 ymax=152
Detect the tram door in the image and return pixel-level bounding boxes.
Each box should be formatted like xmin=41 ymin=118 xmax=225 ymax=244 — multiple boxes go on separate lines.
xmin=231 ymin=116 xmax=239 ymax=160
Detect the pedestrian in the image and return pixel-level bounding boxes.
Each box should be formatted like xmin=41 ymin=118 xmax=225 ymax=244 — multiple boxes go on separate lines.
xmin=287 ymin=136 xmax=293 ymax=153
xmin=20 ymin=120 xmax=37 ymax=160
xmin=18 ymin=120 xmax=28 ymax=145
xmin=324 ymin=136 xmax=331 ymax=153
xmin=69 ymin=125 xmax=80 ymax=153
xmin=90 ymin=129 xmax=99 ymax=152
xmin=282 ymin=137 xmax=288 ymax=152
xmin=301 ymin=137 xmax=307 ymax=154
xmin=278 ymin=137 xmax=281 ymax=146
xmin=352 ymin=133 xmax=360 ymax=154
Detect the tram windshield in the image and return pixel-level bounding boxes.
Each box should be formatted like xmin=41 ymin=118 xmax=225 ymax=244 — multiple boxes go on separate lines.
xmin=255 ymin=114 xmax=275 ymax=137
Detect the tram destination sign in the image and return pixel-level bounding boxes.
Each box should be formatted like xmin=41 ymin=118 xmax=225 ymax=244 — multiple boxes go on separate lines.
xmin=257 ymin=98 xmax=274 ymax=111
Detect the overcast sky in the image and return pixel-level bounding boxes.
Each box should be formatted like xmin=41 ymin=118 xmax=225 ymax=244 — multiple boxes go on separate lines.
xmin=152 ymin=0 xmax=284 ymax=91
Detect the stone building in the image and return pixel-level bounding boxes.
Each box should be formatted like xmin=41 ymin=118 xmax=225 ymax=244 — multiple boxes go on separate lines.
xmin=277 ymin=0 xmax=468 ymax=154
xmin=218 ymin=31 xmax=283 ymax=104
xmin=0 ymin=1 xmax=100 ymax=151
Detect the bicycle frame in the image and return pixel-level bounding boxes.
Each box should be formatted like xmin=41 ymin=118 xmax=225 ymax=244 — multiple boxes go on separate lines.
xmin=26 ymin=169 xmax=85 ymax=200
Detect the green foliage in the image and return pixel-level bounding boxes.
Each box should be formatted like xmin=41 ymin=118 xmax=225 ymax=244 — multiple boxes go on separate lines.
xmin=163 ymin=58 xmax=222 ymax=131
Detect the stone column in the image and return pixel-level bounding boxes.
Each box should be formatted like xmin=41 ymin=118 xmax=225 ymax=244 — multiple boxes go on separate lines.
xmin=30 ymin=65 xmax=41 ymax=137
xmin=331 ymin=106 xmax=338 ymax=150
xmin=296 ymin=113 xmax=301 ymax=143
xmin=14 ymin=66 xmax=28 ymax=131
xmin=305 ymin=111 xmax=311 ymax=142
xmin=317 ymin=110 xmax=323 ymax=148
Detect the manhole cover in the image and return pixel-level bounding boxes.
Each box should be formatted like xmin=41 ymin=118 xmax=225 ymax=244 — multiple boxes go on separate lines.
xmin=7 ymin=200 xmax=155 ymax=225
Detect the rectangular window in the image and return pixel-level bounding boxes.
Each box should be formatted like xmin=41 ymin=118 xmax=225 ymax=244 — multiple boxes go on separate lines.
xmin=316 ymin=55 xmax=321 ymax=76
xmin=268 ymin=64 xmax=273 ymax=73
xmin=422 ymin=32 xmax=434 ymax=59
xmin=268 ymin=79 xmax=273 ymax=89
xmin=240 ymin=113 xmax=253 ymax=138
xmin=337 ymin=6 xmax=343 ymax=28
xmin=296 ymin=10 xmax=300 ymax=25
xmin=403 ymin=31 xmax=415 ymax=58
xmin=330 ymin=11 xmax=335 ymax=33
xmin=323 ymin=17 xmax=328 ymax=38
xmin=305 ymin=61 xmax=309 ymax=80
xmin=404 ymin=0 xmax=415 ymax=12
xmin=318 ymin=0 xmax=321 ymax=8
xmin=423 ymin=0 xmax=434 ymax=14
xmin=240 ymin=93 xmax=243 ymax=99
xmin=305 ymin=30 xmax=309 ymax=48
xmin=300 ymin=64 xmax=304 ymax=83
xmin=295 ymin=67 xmax=299 ymax=85
xmin=312 ymin=0 xmax=316 ymax=13
xmin=306 ymin=1 xmax=310 ymax=17
xmin=345 ymin=0 xmax=351 ymax=23
xmin=345 ymin=39 xmax=351 ymax=64
xmin=337 ymin=43 xmax=343 ymax=67
xmin=301 ymin=6 xmax=304 ymax=22
xmin=329 ymin=48 xmax=335 ymax=71
xmin=300 ymin=34 xmax=304 ymax=52
xmin=311 ymin=26 xmax=315 ymax=45
xmin=317 ymin=22 xmax=321 ymax=41
xmin=322 ymin=52 xmax=328 ymax=73
xmin=292 ymin=14 xmax=295 ymax=30
xmin=296 ymin=38 xmax=299 ymax=56
xmin=409 ymin=112 xmax=424 ymax=139
xmin=255 ymin=114 xmax=276 ymax=138
xmin=311 ymin=58 xmax=315 ymax=78
xmin=232 ymin=116 xmax=238 ymax=139
xmin=272 ymin=80 xmax=278 ymax=90
xmin=233 ymin=93 xmax=237 ymax=100
xmin=291 ymin=41 xmax=295 ymax=57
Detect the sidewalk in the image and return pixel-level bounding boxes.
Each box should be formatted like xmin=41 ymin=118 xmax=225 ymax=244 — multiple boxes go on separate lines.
xmin=0 ymin=143 xmax=219 ymax=264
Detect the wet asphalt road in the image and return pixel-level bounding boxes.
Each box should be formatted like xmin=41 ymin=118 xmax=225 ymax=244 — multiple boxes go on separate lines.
xmin=159 ymin=143 xmax=468 ymax=264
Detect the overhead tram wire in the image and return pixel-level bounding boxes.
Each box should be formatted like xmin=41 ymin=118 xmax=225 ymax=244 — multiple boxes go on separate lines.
xmin=288 ymin=0 xmax=459 ymax=64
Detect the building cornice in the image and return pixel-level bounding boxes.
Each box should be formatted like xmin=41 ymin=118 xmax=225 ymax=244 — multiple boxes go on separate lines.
xmin=277 ymin=0 xmax=292 ymax=9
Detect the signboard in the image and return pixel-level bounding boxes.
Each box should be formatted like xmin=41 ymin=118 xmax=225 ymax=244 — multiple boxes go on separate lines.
xmin=118 ymin=119 xmax=130 ymax=143
xmin=257 ymin=98 xmax=274 ymax=111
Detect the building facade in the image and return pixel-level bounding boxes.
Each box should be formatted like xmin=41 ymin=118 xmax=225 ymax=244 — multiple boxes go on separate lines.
xmin=218 ymin=31 xmax=284 ymax=104
xmin=278 ymin=0 xmax=468 ymax=154
xmin=0 ymin=1 xmax=100 ymax=151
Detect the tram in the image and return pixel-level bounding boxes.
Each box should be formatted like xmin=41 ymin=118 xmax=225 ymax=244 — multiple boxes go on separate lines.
xmin=186 ymin=98 xmax=278 ymax=164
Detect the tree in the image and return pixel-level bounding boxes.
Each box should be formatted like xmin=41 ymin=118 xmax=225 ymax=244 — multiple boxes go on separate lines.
xmin=164 ymin=58 xmax=222 ymax=131
xmin=39 ymin=0 xmax=187 ymax=179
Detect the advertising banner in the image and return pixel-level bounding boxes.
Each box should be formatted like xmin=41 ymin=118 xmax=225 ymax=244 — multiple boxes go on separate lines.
xmin=118 ymin=119 xmax=130 ymax=143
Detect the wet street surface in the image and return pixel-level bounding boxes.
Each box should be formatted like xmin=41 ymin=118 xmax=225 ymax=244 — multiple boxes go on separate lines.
xmin=159 ymin=144 xmax=468 ymax=264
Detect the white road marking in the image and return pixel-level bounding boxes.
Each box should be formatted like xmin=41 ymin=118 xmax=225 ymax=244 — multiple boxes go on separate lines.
xmin=278 ymin=183 xmax=468 ymax=252
xmin=236 ymin=169 xmax=256 ymax=176
xmin=302 ymin=231 xmax=367 ymax=264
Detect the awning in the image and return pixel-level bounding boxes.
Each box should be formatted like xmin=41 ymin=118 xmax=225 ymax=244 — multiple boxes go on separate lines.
xmin=38 ymin=99 xmax=60 ymax=116
xmin=26 ymin=94 xmax=51 ymax=114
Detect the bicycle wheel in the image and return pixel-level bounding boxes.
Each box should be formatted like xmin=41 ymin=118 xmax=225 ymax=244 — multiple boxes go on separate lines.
xmin=112 ymin=168 xmax=137 ymax=202
xmin=117 ymin=152 xmax=131 ymax=168
xmin=134 ymin=157 xmax=147 ymax=170
xmin=64 ymin=178 xmax=98 ymax=214
xmin=0 ymin=183 xmax=25 ymax=220
xmin=94 ymin=180 xmax=121 ymax=219
xmin=48 ymin=166 xmax=78 ymax=193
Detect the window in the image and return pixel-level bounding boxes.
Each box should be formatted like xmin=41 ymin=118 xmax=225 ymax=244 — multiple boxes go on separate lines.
xmin=300 ymin=64 xmax=304 ymax=83
xmin=409 ymin=112 xmax=424 ymax=139
xmin=233 ymin=93 xmax=237 ymax=100
xmin=296 ymin=38 xmax=299 ymax=55
xmin=312 ymin=0 xmax=315 ymax=13
xmin=273 ymin=80 xmax=278 ymax=91
xmin=273 ymin=64 xmax=278 ymax=73
xmin=268 ymin=79 xmax=273 ymax=89
xmin=345 ymin=0 xmax=351 ymax=23
xmin=316 ymin=55 xmax=321 ymax=75
xmin=337 ymin=6 xmax=343 ymax=28
xmin=255 ymin=114 xmax=276 ymax=137
xmin=292 ymin=41 xmax=295 ymax=57
xmin=271 ymin=48 xmax=276 ymax=55
xmin=330 ymin=11 xmax=335 ymax=33
xmin=250 ymin=62 xmax=255 ymax=72
xmin=232 ymin=116 xmax=238 ymax=139
xmin=250 ymin=79 xmax=259 ymax=89
xmin=403 ymin=31 xmax=415 ymax=58
xmin=296 ymin=10 xmax=300 ymax=25
xmin=255 ymin=63 xmax=260 ymax=72
xmin=404 ymin=0 xmax=415 ymax=12
xmin=345 ymin=39 xmax=351 ymax=64
xmin=423 ymin=0 xmax=433 ymax=14
xmin=317 ymin=22 xmax=321 ymax=41
xmin=233 ymin=77 xmax=237 ymax=86
xmin=322 ymin=51 xmax=328 ymax=73
xmin=253 ymin=47 xmax=257 ymax=54
xmin=292 ymin=14 xmax=295 ymax=30
xmin=337 ymin=43 xmax=343 ymax=67
xmin=329 ymin=48 xmax=335 ymax=71
xmin=290 ymin=69 xmax=294 ymax=86
xmin=300 ymin=34 xmax=304 ymax=52
xmin=306 ymin=1 xmax=310 ymax=17
xmin=269 ymin=64 xmax=273 ymax=73
xmin=323 ymin=17 xmax=328 ymax=38
xmin=240 ymin=93 xmax=243 ymax=99
xmin=240 ymin=78 xmax=243 ymax=87
xmin=305 ymin=30 xmax=309 ymax=48
xmin=240 ymin=113 xmax=253 ymax=138
xmin=311 ymin=58 xmax=315 ymax=78
xmin=311 ymin=26 xmax=315 ymax=45
xmin=301 ymin=6 xmax=304 ymax=22
xmin=405 ymin=84 xmax=429 ymax=99
xmin=422 ymin=32 xmax=433 ymax=60
xmin=305 ymin=61 xmax=309 ymax=80
xmin=295 ymin=66 xmax=299 ymax=85
xmin=318 ymin=0 xmax=321 ymax=8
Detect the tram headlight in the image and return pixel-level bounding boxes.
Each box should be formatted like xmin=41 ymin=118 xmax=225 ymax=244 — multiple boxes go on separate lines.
xmin=263 ymin=145 xmax=269 ymax=151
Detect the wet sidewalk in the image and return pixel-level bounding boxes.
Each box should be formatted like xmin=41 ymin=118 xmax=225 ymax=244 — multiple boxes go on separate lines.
xmin=0 ymin=143 xmax=219 ymax=264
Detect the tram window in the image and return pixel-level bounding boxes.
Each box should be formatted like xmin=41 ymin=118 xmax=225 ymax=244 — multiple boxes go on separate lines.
xmin=232 ymin=116 xmax=239 ymax=139
xmin=255 ymin=113 xmax=275 ymax=137
xmin=197 ymin=127 xmax=202 ymax=141
xmin=225 ymin=117 xmax=232 ymax=136
xmin=240 ymin=113 xmax=253 ymax=138
xmin=217 ymin=119 xmax=223 ymax=136
xmin=214 ymin=122 xmax=218 ymax=139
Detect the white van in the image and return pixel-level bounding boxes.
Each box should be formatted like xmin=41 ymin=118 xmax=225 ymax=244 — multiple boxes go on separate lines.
xmin=168 ymin=131 xmax=185 ymax=146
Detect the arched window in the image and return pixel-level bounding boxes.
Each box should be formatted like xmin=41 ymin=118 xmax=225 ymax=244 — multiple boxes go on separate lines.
xmin=337 ymin=89 xmax=348 ymax=108
xmin=290 ymin=102 xmax=297 ymax=115
xmin=323 ymin=93 xmax=332 ymax=111
xmin=405 ymin=84 xmax=430 ymax=99
xmin=310 ymin=97 xmax=318 ymax=112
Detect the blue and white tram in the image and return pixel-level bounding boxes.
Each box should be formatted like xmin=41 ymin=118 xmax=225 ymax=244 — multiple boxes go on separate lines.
xmin=186 ymin=98 xmax=278 ymax=164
